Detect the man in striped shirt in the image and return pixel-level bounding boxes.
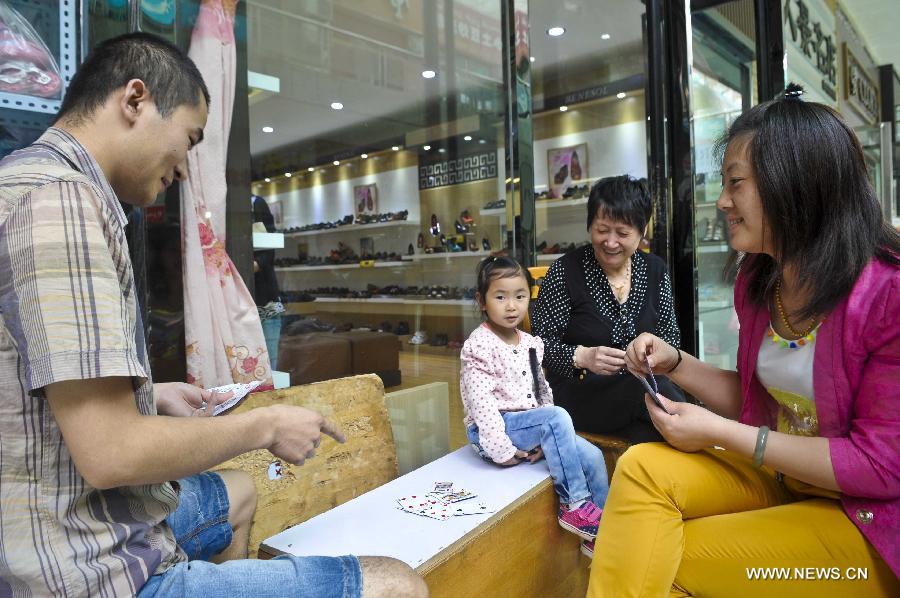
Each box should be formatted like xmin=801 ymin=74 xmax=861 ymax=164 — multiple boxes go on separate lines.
xmin=0 ymin=32 xmax=426 ymax=597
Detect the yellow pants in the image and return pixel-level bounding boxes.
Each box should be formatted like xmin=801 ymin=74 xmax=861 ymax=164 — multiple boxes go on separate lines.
xmin=587 ymin=443 xmax=898 ymax=597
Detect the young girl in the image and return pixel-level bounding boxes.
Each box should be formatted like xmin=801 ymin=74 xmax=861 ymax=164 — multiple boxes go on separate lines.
xmin=460 ymin=256 xmax=609 ymax=556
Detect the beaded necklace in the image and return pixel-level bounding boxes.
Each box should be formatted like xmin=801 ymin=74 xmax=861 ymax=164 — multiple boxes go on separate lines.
xmin=771 ymin=278 xmax=823 ymax=349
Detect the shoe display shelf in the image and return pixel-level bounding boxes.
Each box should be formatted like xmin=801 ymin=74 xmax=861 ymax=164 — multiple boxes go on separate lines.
xmin=410 ymin=250 xmax=492 ymax=261
xmin=697 ymin=243 xmax=730 ymax=254
xmin=480 ymin=197 xmax=588 ymax=218
xmin=276 ymin=261 xmax=412 ymax=272
xmin=284 ymin=220 xmax=421 ymax=238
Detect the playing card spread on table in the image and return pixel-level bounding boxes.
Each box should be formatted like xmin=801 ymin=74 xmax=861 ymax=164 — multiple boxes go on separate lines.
xmin=451 ymin=502 xmax=496 ymax=516
xmin=432 ymin=481 xmax=453 ymax=493
xmin=441 ymin=489 xmax=476 ymax=503
xmin=396 ymin=495 xmax=452 ymax=520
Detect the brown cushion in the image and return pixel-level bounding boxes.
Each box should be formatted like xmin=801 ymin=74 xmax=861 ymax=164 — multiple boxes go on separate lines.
xmin=333 ymin=331 xmax=400 ymax=374
xmin=278 ymin=332 xmax=352 ymax=385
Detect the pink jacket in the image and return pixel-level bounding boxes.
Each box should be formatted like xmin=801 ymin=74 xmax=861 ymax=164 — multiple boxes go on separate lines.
xmin=734 ymin=257 xmax=899 ymax=576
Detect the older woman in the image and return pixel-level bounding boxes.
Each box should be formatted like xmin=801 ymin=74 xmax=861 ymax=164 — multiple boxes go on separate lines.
xmin=532 ymin=175 xmax=683 ymax=443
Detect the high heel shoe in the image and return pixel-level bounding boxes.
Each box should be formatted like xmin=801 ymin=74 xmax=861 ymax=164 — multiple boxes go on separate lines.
xmin=430 ymin=214 xmax=441 ymax=236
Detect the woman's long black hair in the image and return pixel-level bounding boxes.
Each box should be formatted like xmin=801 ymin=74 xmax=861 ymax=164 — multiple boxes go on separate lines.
xmin=718 ymin=83 xmax=900 ymax=319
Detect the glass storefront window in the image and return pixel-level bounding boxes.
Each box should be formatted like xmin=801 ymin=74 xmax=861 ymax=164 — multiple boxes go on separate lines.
xmin=529 ymin=1 xmax=648 ymax=267
xmin=689 ymin=0 xmax=757 ymax=371
xmin=246 ymin=0 xmax=508 ymax=457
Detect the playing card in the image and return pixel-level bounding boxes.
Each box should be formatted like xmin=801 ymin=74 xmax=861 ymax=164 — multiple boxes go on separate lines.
xmin=451 ymin=502 xmax=496 ymax=516
xmin=432 ymin=481 xmax=453 ymax=493
xmin=396 ymin=495 xmax=451 ymax=520
xmin=441 ymin=489 xmax=477 ymax=503
xmin=205 ymin=380 xmax=262 ymax=415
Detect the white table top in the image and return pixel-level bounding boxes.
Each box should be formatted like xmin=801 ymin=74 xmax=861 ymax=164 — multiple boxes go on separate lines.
xmin=261 ymin=446 xmax=552 ymax=568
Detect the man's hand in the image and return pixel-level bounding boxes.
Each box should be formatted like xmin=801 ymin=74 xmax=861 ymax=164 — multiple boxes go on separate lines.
xmin=154 ymin=382 xmax=232 ymax=418
xmin=264 ymin=405 xmax=347 ymax=465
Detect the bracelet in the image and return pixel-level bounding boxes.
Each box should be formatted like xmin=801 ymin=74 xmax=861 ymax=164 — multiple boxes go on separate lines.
xmin=668 ymin=348 xmax=683 ymax=374
xmin=572 ymin=346 xmax=581 ymax=369
xmin=752 ymin=425 xmax=770 ymax=468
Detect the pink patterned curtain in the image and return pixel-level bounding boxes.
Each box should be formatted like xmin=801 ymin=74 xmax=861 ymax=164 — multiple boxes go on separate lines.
xmin=180 ymin=0 xmax=271 ymax=388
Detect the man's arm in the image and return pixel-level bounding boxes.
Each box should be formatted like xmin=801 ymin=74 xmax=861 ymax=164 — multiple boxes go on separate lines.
xmin=46 ymin=376 xmax=344 ymax=489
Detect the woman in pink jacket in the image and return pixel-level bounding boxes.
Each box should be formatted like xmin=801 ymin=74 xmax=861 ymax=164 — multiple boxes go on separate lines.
xmin=587 ymin=84 xmax=900 ymax=596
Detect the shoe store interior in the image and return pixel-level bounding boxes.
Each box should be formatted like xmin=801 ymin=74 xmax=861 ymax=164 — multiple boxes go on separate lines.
xmin=242 ymin=0 xmax=650 ymax=451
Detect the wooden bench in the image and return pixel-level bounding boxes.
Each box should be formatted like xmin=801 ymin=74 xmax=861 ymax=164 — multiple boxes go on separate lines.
xmin=214 ymin=374 xmax=398 ymax=557
xmin=258 ymin=447 xmax=591 ymax=597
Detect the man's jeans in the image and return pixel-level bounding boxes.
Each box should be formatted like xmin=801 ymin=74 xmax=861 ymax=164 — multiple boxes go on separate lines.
xmin=468 ymin=405 xmax=609 ymax=507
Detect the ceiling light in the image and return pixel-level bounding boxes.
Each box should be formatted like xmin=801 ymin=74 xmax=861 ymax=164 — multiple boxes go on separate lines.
xmin=330 ymin=101 xmax=344 ymax=110
xmin=547 ymin=26 xmax=565 ymax=37
xmin=421 ymin=69 xmax=436 ymax=79
xmin=530 ymin=56 xmax=535 ymax=63
xmin=284 ymin=172 xmax=292 ymax=177
xmin=261 ymin=126 xmax=274 ymax=133
xmin=478 ymin=139 xmax=486 ymax=144
xmin=559 ymin=105 xmax=568 ymax=112
xmin=438 ymin=148 xmax=446 ymax=153
xmin=308 ymin=167 xmax=314 ymax=172
xmin=423 ymin=145 xmax=431 ymax=151
xmin=264 ymin=177 xmax=271 ymax=183
xmin=601 ymin=33 xmax=611 ymax=40
xmin=464 ymin=135 xmax=472 ymax=141
xmin=361 ymin=153 xmax=368 ymax=159
xmin=392 ymin=145 xmax=400 ymax=151
xmin=333 ymin=160 xmax=340 ymax=166
xmin=616 ymin=92 xmax=627 ymax=99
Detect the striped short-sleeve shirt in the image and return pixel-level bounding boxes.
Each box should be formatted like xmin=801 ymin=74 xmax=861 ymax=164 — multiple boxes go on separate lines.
xmin=0 ymin=128 xmax=185 ymax=596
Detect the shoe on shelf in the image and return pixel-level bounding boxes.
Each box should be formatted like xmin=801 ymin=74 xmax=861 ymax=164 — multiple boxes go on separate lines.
xmin=558 ymin=501 xmax=602 ymax=540
xmin=460 ymin=209 xmax=474 ymax=225
xmin=580 ymin=540 xmax=594 ymax=559
xmin=409 ymin=330 xmax=428 ymax=345
xmin=407 ymin=243 xmax=414 ymax=255
xmin=482 ymin=237 xmax=491 ymax=251
xmin=711 ymin=219 xmax=724 ymax=242
xmin=430 ymin=214 xmax=441 ymax=236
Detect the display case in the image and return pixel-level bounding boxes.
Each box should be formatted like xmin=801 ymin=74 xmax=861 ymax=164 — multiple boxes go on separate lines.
xmin=0 ymin=0 xmax=80 ymax=159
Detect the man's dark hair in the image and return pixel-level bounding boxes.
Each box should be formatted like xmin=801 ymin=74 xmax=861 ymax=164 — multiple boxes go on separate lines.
xmin=717 ymin=83 xmax=900 ymax=319
xmin=586 ymin=175 xmax=652 ymax=233
xmin=55 ymin=32 xmax=210 ymax=123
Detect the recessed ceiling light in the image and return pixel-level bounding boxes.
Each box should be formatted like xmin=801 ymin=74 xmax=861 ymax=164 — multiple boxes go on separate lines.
xmin=333 ymin=160 xmax=340 ymax=166
xmin=464 ymin=135 xmax=472 ymax=141
xmin=307 ymin=167 xmax=314 ymax=172
xmin=559 ymin=105 xmax=568 ymax=112
xmin=478 ymin=139 xmax=486 ymax=144
xmin=261 ymin=126 xmax=274 ymax=133
xmin=438 ymin=148 xmax=446 ymax=153
xmin=360 ymin=153 xmax=368 ymax=159
xmin=421 ymin=69 xmax=436 ymax=79
xmin=530 ymin=56 xmax=536 ymax=63
xmin=547 ymin=26 xmax=565 ymax=37
xmin=284 ymin=172 xmax=292 ymax=177
xmin=330 ymin=101 xmax=344 ymax=110
xmin=392 ymin=145 xmax=400 ymax=151
xmin=423 ymin=145 xmax=431 ymax=150
xmin=601 ymin=33 xmax=611 ymax=40
xmin=264 ymin=177 xmax=271 ymax=183
xmin=616 ymin=92 xmax=627 ymax=99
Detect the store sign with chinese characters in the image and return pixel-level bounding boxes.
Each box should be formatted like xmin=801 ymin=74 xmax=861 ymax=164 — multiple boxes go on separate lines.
xmin=783 ymin=0 xmax=837 ymax=105
xmin=843 ymin=45 xmax=879 ymax=125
